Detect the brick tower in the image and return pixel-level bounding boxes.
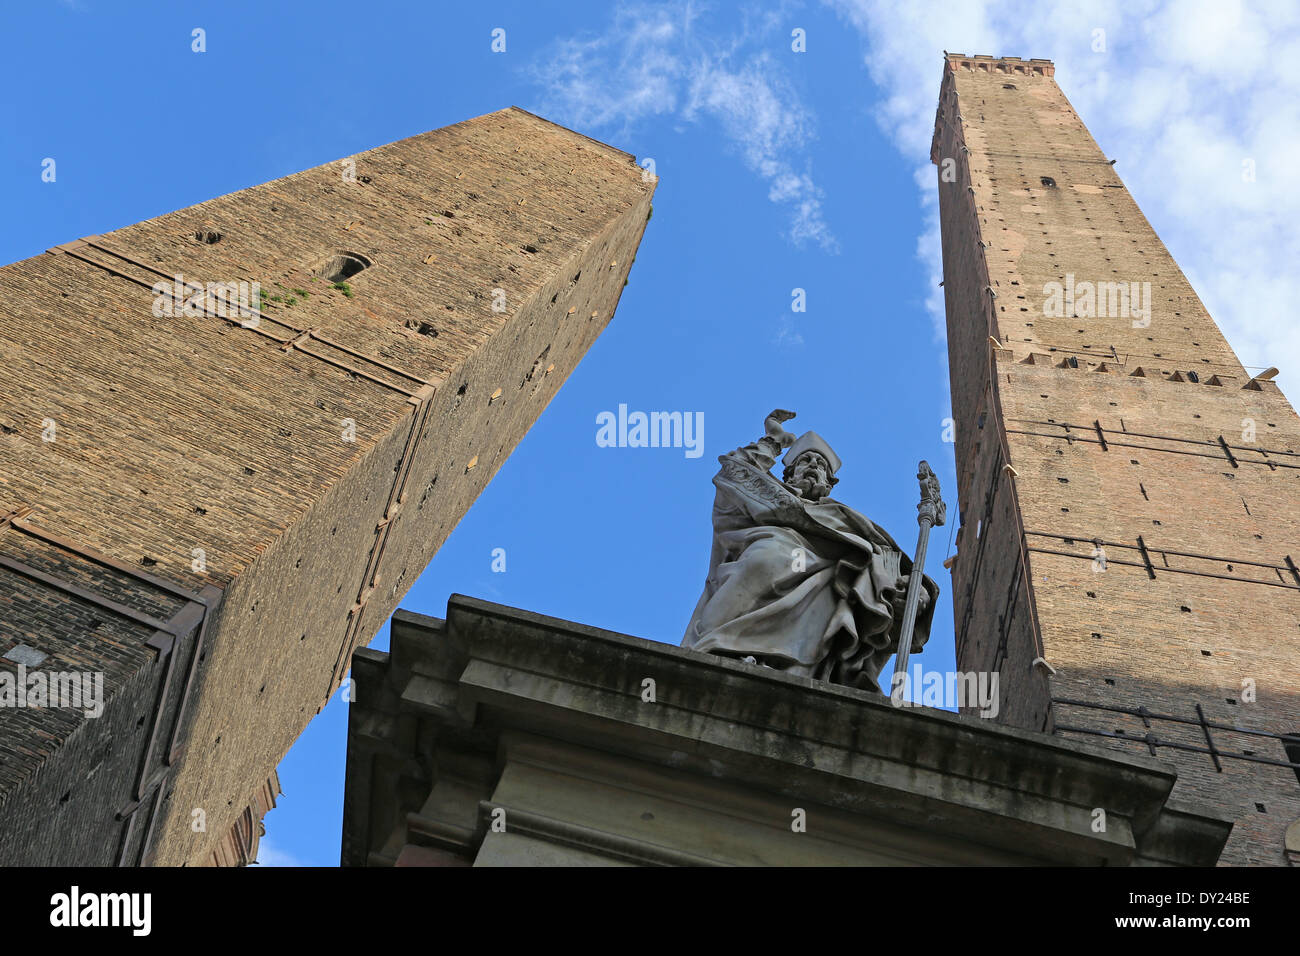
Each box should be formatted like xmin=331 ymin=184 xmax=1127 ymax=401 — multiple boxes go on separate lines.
xmin=0 ymin=107 xmax=654 ymax=866
xmin=933 ymin=54 xmax=1300 ymax=866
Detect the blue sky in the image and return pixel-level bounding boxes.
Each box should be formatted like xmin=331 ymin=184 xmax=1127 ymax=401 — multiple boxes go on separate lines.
xmin=4 ymin=1 xmax=1296 ymax=867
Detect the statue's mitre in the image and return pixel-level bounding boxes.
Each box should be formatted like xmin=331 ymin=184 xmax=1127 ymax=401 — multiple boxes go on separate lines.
xmin=783 ymin=430 xmax=842 ymax=474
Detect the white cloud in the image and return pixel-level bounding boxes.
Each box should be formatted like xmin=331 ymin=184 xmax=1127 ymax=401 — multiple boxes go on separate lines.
xmin=827 ymin=0 xmax=1300 ymax=395
xmin=530 ymin=2 xmax=837 ymax=250
xmin=252 ymin=839 xmax=306 ymax=867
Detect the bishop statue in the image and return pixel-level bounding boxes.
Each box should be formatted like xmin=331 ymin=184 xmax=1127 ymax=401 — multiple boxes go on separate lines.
xmin=681 ymin=410 xmax=939 ymax=693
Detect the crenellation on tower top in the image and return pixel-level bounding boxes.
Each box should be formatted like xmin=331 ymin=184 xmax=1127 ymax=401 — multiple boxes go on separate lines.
xmin=944 ymin=53 xmax=1056 ymax=76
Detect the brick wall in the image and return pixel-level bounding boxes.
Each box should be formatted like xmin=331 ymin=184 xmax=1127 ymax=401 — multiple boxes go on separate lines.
xmin=934 ymin=55 xmax=1300 ymax=865
xmin=0 ymin=107 xmax=654 ymax=865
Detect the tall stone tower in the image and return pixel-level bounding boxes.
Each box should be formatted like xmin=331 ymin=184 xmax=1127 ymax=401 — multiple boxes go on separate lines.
xmin=933 ymin=54 xmax=1300 ymax=866
xmin=0 ymin=107 xmax=654 ymax=866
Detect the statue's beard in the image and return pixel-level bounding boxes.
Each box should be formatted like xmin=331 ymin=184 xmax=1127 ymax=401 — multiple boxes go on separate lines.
xmin=787 ymin=474 xmax=831 ymax=501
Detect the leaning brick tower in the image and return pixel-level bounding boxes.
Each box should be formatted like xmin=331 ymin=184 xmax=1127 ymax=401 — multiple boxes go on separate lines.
xmin=933 ymin=54 xmax=1299 ymax=865
xmin=0 ymin=107 xmax=654 ymax=866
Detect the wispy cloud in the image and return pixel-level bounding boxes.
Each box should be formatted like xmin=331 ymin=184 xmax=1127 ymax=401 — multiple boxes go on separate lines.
xmin=530 ymin=2 xmax=837 ymax=251
xmin=252 ymin=840 xmax=306 ymax=867
xmin=827 ymin=0 xmax=1300 ymax=394
xmin=775 ymin=313 xmax=805 ymax=346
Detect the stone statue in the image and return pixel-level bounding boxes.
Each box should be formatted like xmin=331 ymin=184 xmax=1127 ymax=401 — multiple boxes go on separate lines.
xmin=681 ymin=410 xmax=939 ymax=693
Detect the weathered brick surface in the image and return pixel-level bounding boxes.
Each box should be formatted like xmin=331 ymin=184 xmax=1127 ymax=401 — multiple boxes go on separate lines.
xmin=934 ymin=55 xmax=1299 ymax=866
xmin=0 ymin=519 xmax=204 ymax=865
xmin=0 ymin=107 xmax=654 ymax=865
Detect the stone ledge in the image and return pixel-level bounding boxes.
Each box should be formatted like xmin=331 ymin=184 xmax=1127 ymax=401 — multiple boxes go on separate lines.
xmin=342 ymin=594 xmax=1233 ymax=866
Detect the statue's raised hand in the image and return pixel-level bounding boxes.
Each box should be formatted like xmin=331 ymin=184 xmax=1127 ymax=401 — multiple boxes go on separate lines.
xmin=764 ymin=409 xmax=797 ymax=448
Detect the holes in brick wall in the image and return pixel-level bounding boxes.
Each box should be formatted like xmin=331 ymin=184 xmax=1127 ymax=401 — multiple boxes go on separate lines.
xmin=1181 ymin=606 xmax=1191 ymax=613
xmin=1104 ymin=678 xmax=1115 ymax=685
xmin=1255 ymin=803 xmax=1267 ymax=813
xmin=1091 ymin=632 xmax=1102 ymax=639
xmin=418 ymin=474 xmax=438 ymax=511
xmin=1201 ymin=650 xmax=1212 ymax=656
xmin=1086 ymin=591 xmax=1096 ymax=598
xmin=1283 ymin=737 xmax=1300 ymax=786
xmin=1040 ymin=176 xmax=1056 ymax=187
xmin=406 ymin=318 xmax=439 ymax=337
xmin=311 ymin=251 xmax=371 ymax=283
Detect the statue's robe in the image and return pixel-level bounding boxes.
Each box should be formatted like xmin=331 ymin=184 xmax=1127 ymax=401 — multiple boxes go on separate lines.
xmin=681 ymin=436 xmax=939 ymax=692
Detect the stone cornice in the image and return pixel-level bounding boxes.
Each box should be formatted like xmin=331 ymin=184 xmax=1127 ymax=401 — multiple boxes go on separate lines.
xmin=342 ymin=594 xmax=1234 ymax=866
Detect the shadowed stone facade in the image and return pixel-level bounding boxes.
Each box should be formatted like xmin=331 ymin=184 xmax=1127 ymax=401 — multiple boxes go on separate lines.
xmin=933 ymin=54 xmax=1300 ymax=866
xmin=0 ymin=108 xmax=654 ymax=865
